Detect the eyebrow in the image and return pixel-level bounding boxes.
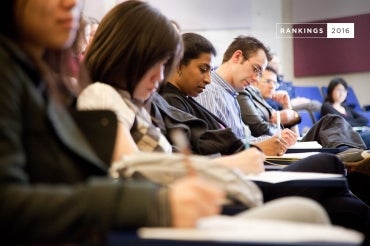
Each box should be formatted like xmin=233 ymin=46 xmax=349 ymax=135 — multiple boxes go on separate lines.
xmin=255 ymin=64 xmax=263 ymax=72
xmin=200 ymin=63 xmax=212 ymax=70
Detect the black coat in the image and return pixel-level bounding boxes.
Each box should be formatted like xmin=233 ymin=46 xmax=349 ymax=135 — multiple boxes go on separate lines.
xmin=154 ymin=83 xmax=245 ymax=155
xmin=0 ymin=35 xmax=169 ymax=244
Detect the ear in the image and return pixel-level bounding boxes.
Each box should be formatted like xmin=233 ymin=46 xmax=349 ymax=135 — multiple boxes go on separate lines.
xmin=232 ymin=50 xmax=244 ymax=63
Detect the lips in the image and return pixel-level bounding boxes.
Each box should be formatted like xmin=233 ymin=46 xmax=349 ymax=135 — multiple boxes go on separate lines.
xmin=58 ymin=17 xmax=77 ymax=30
xmin=197 ymin=86 xmax=206 ymax=93
xmin=149 ymin=87 xmax=158 ymax=92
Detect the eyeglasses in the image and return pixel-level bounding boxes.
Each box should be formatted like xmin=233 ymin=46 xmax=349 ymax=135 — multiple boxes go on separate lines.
xmin=261 ymin=79 xmax=280 ymax=88
xmin=246 ymin=59 xmax=263 ymax=77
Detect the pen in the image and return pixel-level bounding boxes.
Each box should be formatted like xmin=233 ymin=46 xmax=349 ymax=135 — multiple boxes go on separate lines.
xmin=170 ymin=129 xmax=196 ymax=176
xmin=244 ymin=125 xmax=251 ymax=149
xmin=276 ymin=111 xmax=281 ymax=138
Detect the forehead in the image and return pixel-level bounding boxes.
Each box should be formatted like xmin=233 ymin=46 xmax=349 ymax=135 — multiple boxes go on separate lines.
xmin=335 ymin=83 xmax=345 ymax=87
xmin=262 ymin=69 xmax=277 ymax=79
xmin=188 ymin=52 xmax=214 ymax=67
xmin=248 ymin=49 xmax=268 ymax=67
xmin=194 ymin=52 xmax=214 ymax=62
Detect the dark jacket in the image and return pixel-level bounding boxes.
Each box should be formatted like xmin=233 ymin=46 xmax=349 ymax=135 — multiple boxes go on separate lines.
xmin=237 ymin=87 xmax=278 ymax=136
xmin=321 ymin=102 xmax=369 ymax=127
xmin=302 ymin=114 xmax=366 ymax=149
xmin=152 ymin=83 xmax=245 ymax=155
xmin=0 ymin=35 xmax=169 ymax=244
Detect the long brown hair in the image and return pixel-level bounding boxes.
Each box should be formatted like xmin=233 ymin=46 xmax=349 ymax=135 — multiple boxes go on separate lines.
xmin=84 ymin=0 xmax=183 ymax=96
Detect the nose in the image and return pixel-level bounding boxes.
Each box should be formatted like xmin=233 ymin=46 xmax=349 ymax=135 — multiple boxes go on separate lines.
xmin=157 ymin=64 xmax=165 ymax=82
xmin=65 ymin=0 xmax=83 ymax=20
xmin=151 ymin=63 xmax=165 ymax=85
xmin=251 ymin=75 xmax=260 ymax=84
xmin=204 ymin=72 xmax=211 ymax=85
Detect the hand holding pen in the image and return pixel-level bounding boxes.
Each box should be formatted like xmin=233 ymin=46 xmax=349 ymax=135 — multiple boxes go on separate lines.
xmin=170 ymin=129 xmax=196 ymax=176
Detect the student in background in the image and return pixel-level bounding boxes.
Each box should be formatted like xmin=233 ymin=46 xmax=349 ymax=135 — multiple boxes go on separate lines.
xmin=237 ymin=66 xmax=366 ymax=152
xmin=83 ymin=16 xmax=100 ymax=54
xmin=322 ymin=77 xmax=370 ymax=208
xmin=267 ymin=54 xmax=322 ymax=122
xmin=237 ymin=65 xmax=300 ymax=137
xmin=322 ymin=77 xmax=370 ymax=149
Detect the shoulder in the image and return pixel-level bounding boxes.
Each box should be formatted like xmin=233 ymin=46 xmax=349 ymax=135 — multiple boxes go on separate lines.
xmin=78 ymin=82 xmax=122 ymax=106
xmin=238 ymin=88 xmax=253 ymax=98
xmin=237 ymin=90 xmax=254 ymax=106
xmin=77 ymin=82 xmax=135 ymax=127
xmin=80 ymin=82 xmax=117 ymax=96
xmin=321 ymin=102 xmax=333 ymax=109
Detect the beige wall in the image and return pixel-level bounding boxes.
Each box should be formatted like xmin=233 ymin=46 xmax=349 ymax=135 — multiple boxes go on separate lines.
xmin=281 ymin=0 xmax=370 ymax=106
xmin=83 ymin=0 xmax=370 ymax=106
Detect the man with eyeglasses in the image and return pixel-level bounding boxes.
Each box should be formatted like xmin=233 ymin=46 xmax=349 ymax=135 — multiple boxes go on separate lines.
xmin=237 ymin=65 xmax=301 ymax=138
xmin=195 ymin=35 xmax=297 ymax=147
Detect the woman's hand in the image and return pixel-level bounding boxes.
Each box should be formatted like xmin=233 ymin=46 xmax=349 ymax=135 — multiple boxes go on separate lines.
xmin=169 ymin=177 xmax=225 ymax=228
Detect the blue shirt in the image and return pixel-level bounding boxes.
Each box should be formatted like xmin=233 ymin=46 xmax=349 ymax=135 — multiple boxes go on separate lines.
xmin=195 ymin=71 xmax=247 ymax=139
xmin=195 ymin=71 xmax=270 ymax=143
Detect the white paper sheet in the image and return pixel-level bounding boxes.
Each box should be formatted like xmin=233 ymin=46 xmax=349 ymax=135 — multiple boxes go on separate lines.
xmin=243 ymin=171 xmax=343 ymax=184
xmin=138 ymin=216 xmax=363 ymax=243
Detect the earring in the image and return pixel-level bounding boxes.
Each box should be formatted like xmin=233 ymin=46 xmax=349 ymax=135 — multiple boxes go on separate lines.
xmin=177 ymin=69 xmax=182 ymax=76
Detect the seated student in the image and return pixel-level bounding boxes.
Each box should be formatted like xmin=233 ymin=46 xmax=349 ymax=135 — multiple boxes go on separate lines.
xmin=321 ymin=78 xmax=370 ymax=206
xmin=84 ymin=16 xmax=100 ymax=54
xmin=322 ymin=77 xmax=370 ymax=149
xmin=237 ymin=65 xmax=300 ymax=136
xmin=0 ymin=0 xmax=335 ymax=244
xmin=237 ymin=66 xmax=367 ymax=152
xmin=267 ymin=54 xmax=322 ymax=123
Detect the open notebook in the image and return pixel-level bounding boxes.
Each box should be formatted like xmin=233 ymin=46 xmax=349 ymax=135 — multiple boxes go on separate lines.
xmin=266 ymin=151 xmax=321 ymax=162
xmin=264 ymin=141 xmax=323 ymax=164
xmin=289 ymin=141 xmax=322 ymax=149
xmin=138 ymin=216 xmax=363 ymax=244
